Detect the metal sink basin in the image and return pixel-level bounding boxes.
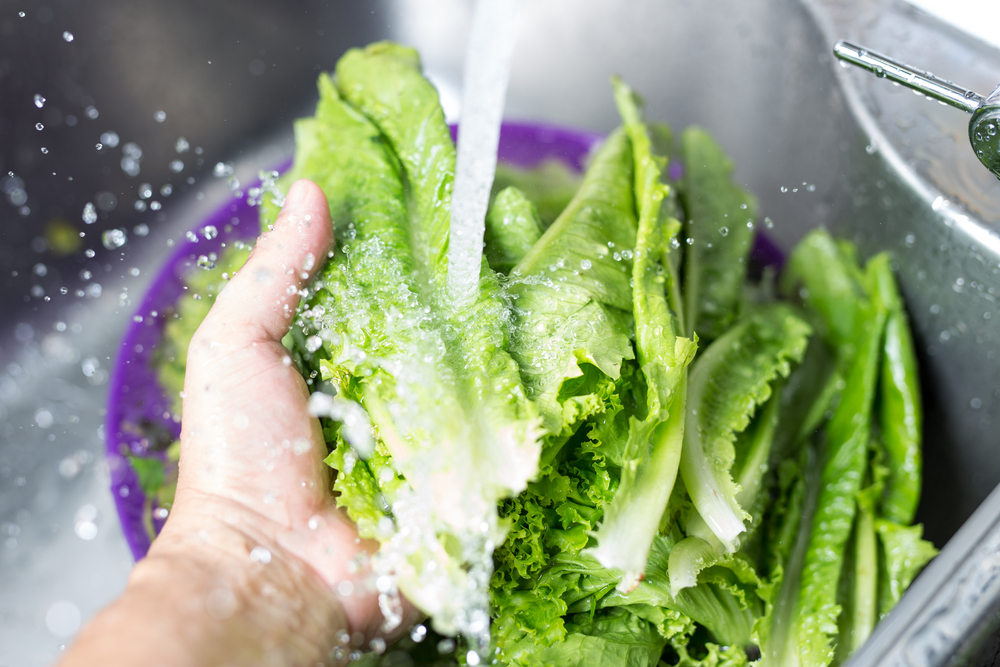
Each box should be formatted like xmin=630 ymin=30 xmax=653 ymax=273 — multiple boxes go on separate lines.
xmin=2 ymin=0 xmax=999 ymax=664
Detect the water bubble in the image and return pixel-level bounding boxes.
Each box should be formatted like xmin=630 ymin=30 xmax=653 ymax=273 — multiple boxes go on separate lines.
xmin=100 ymin=131 xmax=119 ymax=148
xmin=249 ymin=546 xmax=272 ymax=564
xmin=34 ymin=94 xmax=46 ymax=108
xmin=84 ymin=106 xmax=99 ymax=119
xmin=96 ymin=191 xmax=117 ymax=211
xmin=82 ymin=202 xmax=97 ymax=224
xmin=169 ymin=160 xmax=184 ymax=173
xmin=62 ymin=31 xmax=74 ymax=42
xmin=35 ymin=122 xmax=43 ymax=131
xmin=35 ymin=408 xmax=53 ymax=428
xmin=213 ymin=162 xmax=234 ymax=178
xmin=153 ymin=110 xmax=166 ymax=123
xmin=45 ymin=601 xmax=81 ymax=638
xmin=201 ymin=225 xmax=218 ymax=240
xmin=101 ymin=228 xmax=127 ymax=249
xmin=175 ymin=137 xmax=190 ymax=153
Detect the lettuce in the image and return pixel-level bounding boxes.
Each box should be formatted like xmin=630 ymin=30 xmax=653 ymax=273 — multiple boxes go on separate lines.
xmin=143 ymin=42 xmax=934 ymax=667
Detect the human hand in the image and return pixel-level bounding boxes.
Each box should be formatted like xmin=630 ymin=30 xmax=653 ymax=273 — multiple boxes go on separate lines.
xmin=62 ymin=180 xmax=395 ymax=666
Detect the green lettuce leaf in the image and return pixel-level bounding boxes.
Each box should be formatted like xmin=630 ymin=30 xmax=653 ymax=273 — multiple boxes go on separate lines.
xmin=679 ymin=304 xmax=811 ymax=550
xmin=679 ymin=127 xmax=758 ymax=342
xmin=485 ymin=186 xmax=544 ymax=273
xmin=587 ymin=78 xmax=695 ymax=589
xmin=875 ymin=519 xmax=937 ymax=618
xmin=507 ymin=127 xmax=637 ymax=437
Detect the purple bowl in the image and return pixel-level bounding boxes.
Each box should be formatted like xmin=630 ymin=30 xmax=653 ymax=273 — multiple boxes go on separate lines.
xmin=106 ymin=120 xmax=783 ymax=562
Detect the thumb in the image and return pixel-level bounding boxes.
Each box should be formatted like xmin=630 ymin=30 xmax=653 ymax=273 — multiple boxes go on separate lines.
xmin=201 ymin=179 xmax=332 ymax=347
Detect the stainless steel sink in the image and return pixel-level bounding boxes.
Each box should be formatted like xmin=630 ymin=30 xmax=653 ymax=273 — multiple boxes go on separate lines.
xmin=2 ymin=0 xmax=999 ymax=664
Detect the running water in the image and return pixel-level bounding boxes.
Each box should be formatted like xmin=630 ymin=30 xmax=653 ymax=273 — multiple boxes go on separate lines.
xmin=445 ymin=0 xmax=522 ymax=305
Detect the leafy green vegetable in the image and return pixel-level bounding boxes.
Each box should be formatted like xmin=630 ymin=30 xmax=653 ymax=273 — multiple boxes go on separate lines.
xmin=679 ymin=305 xmax=811 ymax=551
xmin=586 ymin=78 xmax=695 ymax=590
xmin=485 ymin=186 xmax=545 ymax=273
xmin=140 ymin=46 xmax=935 ymax=667
xmin=679 ymin=127 xmax=758 ymax=342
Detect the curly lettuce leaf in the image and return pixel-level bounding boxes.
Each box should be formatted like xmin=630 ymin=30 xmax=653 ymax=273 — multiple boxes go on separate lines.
xmin=680 ymin=305 xmax=811 ymax=550
xmin=876 ymin=519 xmax=937 ymax=618
xmin=507 ymin=127 xmax=637 ymax=437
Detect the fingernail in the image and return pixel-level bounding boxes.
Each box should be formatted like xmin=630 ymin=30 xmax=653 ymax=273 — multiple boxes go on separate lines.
xmin=283 ymin=180 xmax=308 ymax=210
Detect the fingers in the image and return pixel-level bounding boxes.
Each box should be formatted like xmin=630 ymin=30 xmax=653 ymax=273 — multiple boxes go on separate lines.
xmin=202 ymin=179 xmax=332 ymax=346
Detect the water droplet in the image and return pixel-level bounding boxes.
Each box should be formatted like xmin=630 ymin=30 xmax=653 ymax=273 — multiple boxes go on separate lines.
xmin=84 ymin=249 xmax=96 ymax=258
xmin=305 ymin=335 xmax=322 ymax=352
xmin=580 ymin=259 xmax=592 ymax=270
xmin=719 ymin=226 xmax=729 ymax=237
xmin=138 ymin=183 xmax=152 ymax=199
xmin=40 ymin=147 xmax=49 ymax=154
xmin=196 ymin=255 xmax=215 ymax=270
xmin=149 ymin=201 xmax=161 ymax=211
xmin=82 ymin=202 xmax=97 ymax=224
xmin=101 ymin=228 xmax=127 ymax=249
xmin=780 ymin=186 xmax=788 ymax=193
xmin=133 ymin=223 xmax=149 ymax=237
xmin=213 ymin=162 xmax=234 ymax=178
xmin=875 ymin=65 xmax=885 ymax=77
xmin=35 ymin=122 xmax=43 ymax=131
xmin=185 ymin=231 xmax=198 ymax=243
xmin=100 ymin=131 xmax=119 ymax=148
xmin=169 ymin=160 xmax=184 ymax=173
xmin=153 ymin=110 xmax=166 ymax=123
xmin=175 ymin=137 xmax=190 ymax=153
xmin=34 ymin=94 xmax=46 ymax=108
xmin=249 ymin=546 xmax=271 ymax=563
xmin=410 ymin=625 xmax=427 ymax=643
xmin=971 ymin=397 xmax=982 ymax=409
xmin=467 ymin=650 xmax=482 ymax=666
xmin=988 ymin=123 xmax=997 ymax=137
xmin=45 ymin=601 xmax=81 ymax=638
xmin=160 ymin=184 xmax=173 ymax=197
xmin=865 ymin=143 xmax=878 ymax=155
xmin=62 ymin=31 xmax=74 ymax=42
xmin=33 ymin=263 xmax=47 ymax=277
xmin=201 ymin=225 xmax=218 ymax=240
xmin=134 ymin=200 xmax=147 ymax=212
xmin=84 ymin=105 xmax=99 ymax=119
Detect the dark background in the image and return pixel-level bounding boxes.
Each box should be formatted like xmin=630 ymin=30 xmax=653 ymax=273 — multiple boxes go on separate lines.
xmin=0 ymin=0 xmax=386 ymax=324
